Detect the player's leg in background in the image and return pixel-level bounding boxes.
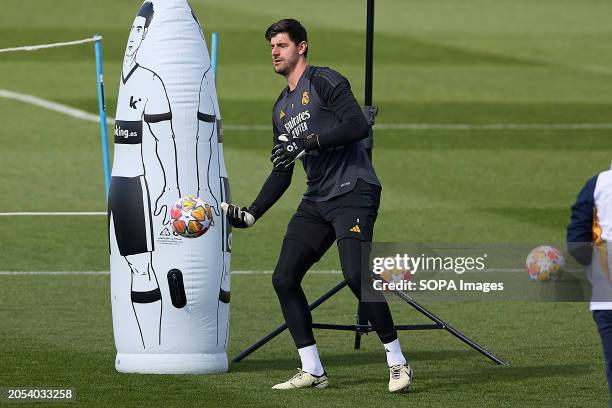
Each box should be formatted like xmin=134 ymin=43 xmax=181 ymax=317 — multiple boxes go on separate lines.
xmin=125 ymin=252 xmax=162 ymax=348
xmin=592 ymin=310 xmax=612 ymax=403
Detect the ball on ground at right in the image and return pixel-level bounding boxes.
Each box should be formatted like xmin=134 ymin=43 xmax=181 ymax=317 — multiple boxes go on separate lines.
xmin=525 ymin=245 xmax=564 ymax=281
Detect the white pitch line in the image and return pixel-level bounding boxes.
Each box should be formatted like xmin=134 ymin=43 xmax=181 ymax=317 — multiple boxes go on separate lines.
xmin=232 ymin=270 xmax=342 ymax=275
xmin=223 ymin=124 xmax=268 ymax=131
xmin=2 ymin=89 xmax=612 ymax=131
xmin=0 ymin=212 xmax=105 ymax=216
xmin=0 ymin=36 xmax=101 ymax=53
xmin=0 ymin=271 xmax=110 ymax=276
xmin=373 ymin=123 xmax=612 ymax=130
xmin=3 ymin=269 xmax=585 ymax=276
xmin=0 ymin=270 xmax=342 ymax=276
xmin=0 ymin=89 xmax=104 ymax=123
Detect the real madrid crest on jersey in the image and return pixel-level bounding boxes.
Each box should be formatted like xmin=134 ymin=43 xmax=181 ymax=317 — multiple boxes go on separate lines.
xmin=301 ymin=91 xmax=309 ymax=106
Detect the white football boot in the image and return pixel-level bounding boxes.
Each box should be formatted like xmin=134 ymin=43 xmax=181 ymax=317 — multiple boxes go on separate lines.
xmin=272 ymin=369 xmax=329 ymax=390
xmin=388 ymin=364 xmax=413 ymax=392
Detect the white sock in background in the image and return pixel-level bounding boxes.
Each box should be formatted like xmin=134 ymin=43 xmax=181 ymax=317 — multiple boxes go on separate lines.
xmin=384 ymin=338 xmax=407 ymax=367
xmin=298 ymin=344 xmax=324 ymax=376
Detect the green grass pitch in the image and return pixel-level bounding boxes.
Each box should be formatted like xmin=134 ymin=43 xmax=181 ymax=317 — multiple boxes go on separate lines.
xmin=1 ymin=0 xmax=612 ymax=406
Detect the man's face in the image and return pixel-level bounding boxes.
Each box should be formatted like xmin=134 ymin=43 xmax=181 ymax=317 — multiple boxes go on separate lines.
xmin=126 ymin=16 xmax=147 ymax=57
xmin=269 ymin=33 xmax=305 ymax=76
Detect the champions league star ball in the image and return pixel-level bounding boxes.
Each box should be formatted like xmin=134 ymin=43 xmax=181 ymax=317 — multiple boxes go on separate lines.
xmin=525 ymin=245 xmax=565 ymax=282
xmin=171 ymin=196 xmax=214 ymax=238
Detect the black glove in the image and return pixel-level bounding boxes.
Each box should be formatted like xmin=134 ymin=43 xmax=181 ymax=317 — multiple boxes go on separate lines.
xmin=271 ymin=134 xmax=319 ymax=168
xmin=221 ymin=202 xmax=256 ymax=228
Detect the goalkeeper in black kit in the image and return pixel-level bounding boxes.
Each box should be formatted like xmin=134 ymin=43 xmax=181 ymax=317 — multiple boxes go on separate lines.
xmin=222 ymin=18 xmax=412 ymax=392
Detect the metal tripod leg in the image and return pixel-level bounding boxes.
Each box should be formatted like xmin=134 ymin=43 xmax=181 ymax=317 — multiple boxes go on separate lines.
xmin=353 ymin=302 xmax=369 ymax=350
xmin=232 ymin=279 xmax=508 ymax=366
xmin=390 ymin=289 xmax=508 ymax=366
xmin=232 ymin=280 xmax=348 ymax=363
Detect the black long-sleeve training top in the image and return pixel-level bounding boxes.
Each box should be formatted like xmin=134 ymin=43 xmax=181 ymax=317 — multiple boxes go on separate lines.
xmin=248 ymin=65 xmax=380 ymax=219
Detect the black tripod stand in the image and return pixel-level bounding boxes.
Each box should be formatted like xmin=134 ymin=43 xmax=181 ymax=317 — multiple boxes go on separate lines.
xmin=232 ymin=279 xmax=507 ymax=365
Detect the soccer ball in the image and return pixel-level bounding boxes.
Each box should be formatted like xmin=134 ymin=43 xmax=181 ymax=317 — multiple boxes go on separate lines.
xmin=525 ymin=245 xmax=564 ymax=281
xmin=170 ymin=196 xmax=214 ymax=238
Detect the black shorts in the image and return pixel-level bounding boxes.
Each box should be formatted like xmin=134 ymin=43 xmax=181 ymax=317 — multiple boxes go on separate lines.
xmin=284 ymin=179 xmax=381 ymax=258
xmin=108 ymin=176 xmax=154 ymax=256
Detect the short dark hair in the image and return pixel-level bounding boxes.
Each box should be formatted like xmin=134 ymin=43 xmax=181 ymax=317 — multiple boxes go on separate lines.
xmin=265 ymin=19 xmax=308 ymax=58
xmin=137 ymin=1 xmax=154 ymax=28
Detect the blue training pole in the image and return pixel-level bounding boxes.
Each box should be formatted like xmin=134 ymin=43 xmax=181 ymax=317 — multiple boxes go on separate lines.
xmin=94 ymin=35 xmax=111 ymax=198
xmin=211 ymin=32 xmax=219 ymax=82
